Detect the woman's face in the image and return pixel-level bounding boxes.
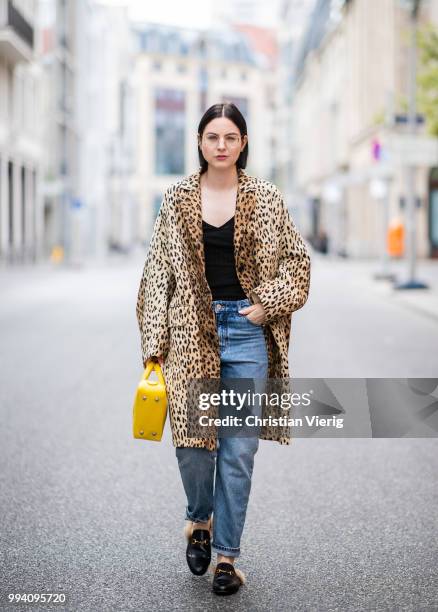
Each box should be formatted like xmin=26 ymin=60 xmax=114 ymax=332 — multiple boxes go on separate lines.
xmin=198 ymin=117 xmax=248 ymax=171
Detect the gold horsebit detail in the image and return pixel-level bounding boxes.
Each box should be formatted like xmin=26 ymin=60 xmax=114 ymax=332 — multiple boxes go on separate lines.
xmin=215 ymin=568 xmax=234 ymax=576
xmin=191 ymin=537 xmax=209 ymax=545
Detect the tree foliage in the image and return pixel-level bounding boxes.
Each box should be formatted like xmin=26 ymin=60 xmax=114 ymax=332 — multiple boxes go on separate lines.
xmin=417 ymin=24 xmax=438 ymax=136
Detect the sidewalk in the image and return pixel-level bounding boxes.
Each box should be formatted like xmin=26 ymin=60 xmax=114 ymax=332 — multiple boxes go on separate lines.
xmin=313 ymin=253 xmax=438 ymax=323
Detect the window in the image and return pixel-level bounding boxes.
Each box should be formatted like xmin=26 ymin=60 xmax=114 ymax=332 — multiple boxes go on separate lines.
xmin=154 ymin=88 xmax=186 ymax=175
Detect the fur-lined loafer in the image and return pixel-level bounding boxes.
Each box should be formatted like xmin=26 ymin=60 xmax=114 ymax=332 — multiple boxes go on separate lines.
xmin=184 ymin=517 xmax=213 ymax=576
xmin=212 ymin=562 xmax=246 ymax=596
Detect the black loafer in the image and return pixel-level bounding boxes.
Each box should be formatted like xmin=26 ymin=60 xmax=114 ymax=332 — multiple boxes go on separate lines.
xmin=186 ymin=529 xmax=211 ymax=576
xmin=212 ymin=562 xmax=244 ymax=596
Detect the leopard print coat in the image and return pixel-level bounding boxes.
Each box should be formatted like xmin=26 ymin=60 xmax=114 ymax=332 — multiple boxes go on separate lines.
xmin=136 ymin=167 xmax=311 ymax=450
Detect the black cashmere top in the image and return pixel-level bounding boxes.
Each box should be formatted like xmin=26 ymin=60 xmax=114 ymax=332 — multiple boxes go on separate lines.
xmin=202 ymin=216 xmax=247 ymax=300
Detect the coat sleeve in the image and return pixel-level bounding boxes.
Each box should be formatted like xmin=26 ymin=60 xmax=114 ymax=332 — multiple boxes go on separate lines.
xmin=136 ymin=191 xmax=176 ymax=367
xmin=249 ymin=187 xmax=311 ymax=323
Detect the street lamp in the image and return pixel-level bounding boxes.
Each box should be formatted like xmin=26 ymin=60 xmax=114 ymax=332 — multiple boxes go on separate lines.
xmin=395 ymin=0 xmax=428 ymax=289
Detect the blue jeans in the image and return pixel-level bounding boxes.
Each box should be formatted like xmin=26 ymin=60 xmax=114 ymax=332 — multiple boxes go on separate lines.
xmin=176 ymin=298 xmax=269 ymax=558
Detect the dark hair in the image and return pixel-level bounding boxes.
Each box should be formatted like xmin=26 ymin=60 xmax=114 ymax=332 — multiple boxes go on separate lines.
xmin=197 ymin=102 xmax=249 ymax=173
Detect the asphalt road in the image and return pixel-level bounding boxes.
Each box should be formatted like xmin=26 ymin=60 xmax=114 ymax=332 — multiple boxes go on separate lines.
xmin=0 ymin=254 xmax=437 ymax=611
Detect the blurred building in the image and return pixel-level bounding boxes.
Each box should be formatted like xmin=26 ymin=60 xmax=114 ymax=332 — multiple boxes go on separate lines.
xmin=212 ymin=0 xmax=283 ymax=29
xmin=131 ymin=21 xmax=278 ymax=242
xmin=289 ymin=0 xmax=438 ymax=258
xmin=39 ymin=0 xmax=136 ymax=264
xmin=74 ymin=0 xmax=135 ymax=262
xmin=0 ymin=0 xmax=43 ymax=265
xmin=39 ymin=0 xmax=78 ymax=263
xmin=106 ymin=6 xmax=137 ymax=255
xmin=276 ymin=0 xmax=317 ymax=229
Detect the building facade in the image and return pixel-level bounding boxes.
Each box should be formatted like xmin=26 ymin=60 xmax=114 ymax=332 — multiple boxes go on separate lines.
xmin=131 ymin=22 xmax=278 ymax=242
xmin=39 ymin=0 xmax=136 ymax=264
xmin=0 ymin=0 xmax=43 ymax=265
xmin=276 ymin=0 xmax=319 ymax=230
xmin=39 ymin=0 xmax=79 ymax=263
xmin=290 ymin=0 xmax=438 ymax=258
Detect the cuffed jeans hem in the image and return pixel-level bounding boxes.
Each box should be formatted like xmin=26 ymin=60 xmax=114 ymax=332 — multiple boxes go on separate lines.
xmin=211 ymin=543 xmax=241 ymax=558
xmin=185 ymin=512 xmax=211 ymax=524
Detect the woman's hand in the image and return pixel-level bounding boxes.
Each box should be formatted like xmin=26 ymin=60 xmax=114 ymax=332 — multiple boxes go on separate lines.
xmin=238 ymin=303 xmax=266 ymax=326
xmin=150 ymin=355 xmax=165 ymax=367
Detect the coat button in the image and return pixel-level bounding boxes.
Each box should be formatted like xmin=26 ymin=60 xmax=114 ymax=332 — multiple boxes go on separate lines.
xmin=238 ymin=264 xmax=245 ymax=273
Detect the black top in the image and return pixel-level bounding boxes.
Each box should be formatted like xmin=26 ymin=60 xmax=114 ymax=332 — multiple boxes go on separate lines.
xmin=202 ymin=216 xmax=247 ymax=300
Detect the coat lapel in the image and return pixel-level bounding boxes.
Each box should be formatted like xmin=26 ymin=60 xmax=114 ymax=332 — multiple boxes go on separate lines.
xmin=177 ymin=167 xmax=258 ymax=275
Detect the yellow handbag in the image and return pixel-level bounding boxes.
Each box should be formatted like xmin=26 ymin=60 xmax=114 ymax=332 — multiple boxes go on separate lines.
xmin=132 ymin=360 xmax=168 ymax=441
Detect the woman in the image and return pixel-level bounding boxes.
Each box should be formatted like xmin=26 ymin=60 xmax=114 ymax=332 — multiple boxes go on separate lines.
xmin=136 ymin=102 xmax=311 ymax=596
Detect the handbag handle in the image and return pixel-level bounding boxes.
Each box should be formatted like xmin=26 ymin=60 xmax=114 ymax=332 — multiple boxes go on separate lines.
xmin=143 ymin=359 xmax=165 ymax=387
